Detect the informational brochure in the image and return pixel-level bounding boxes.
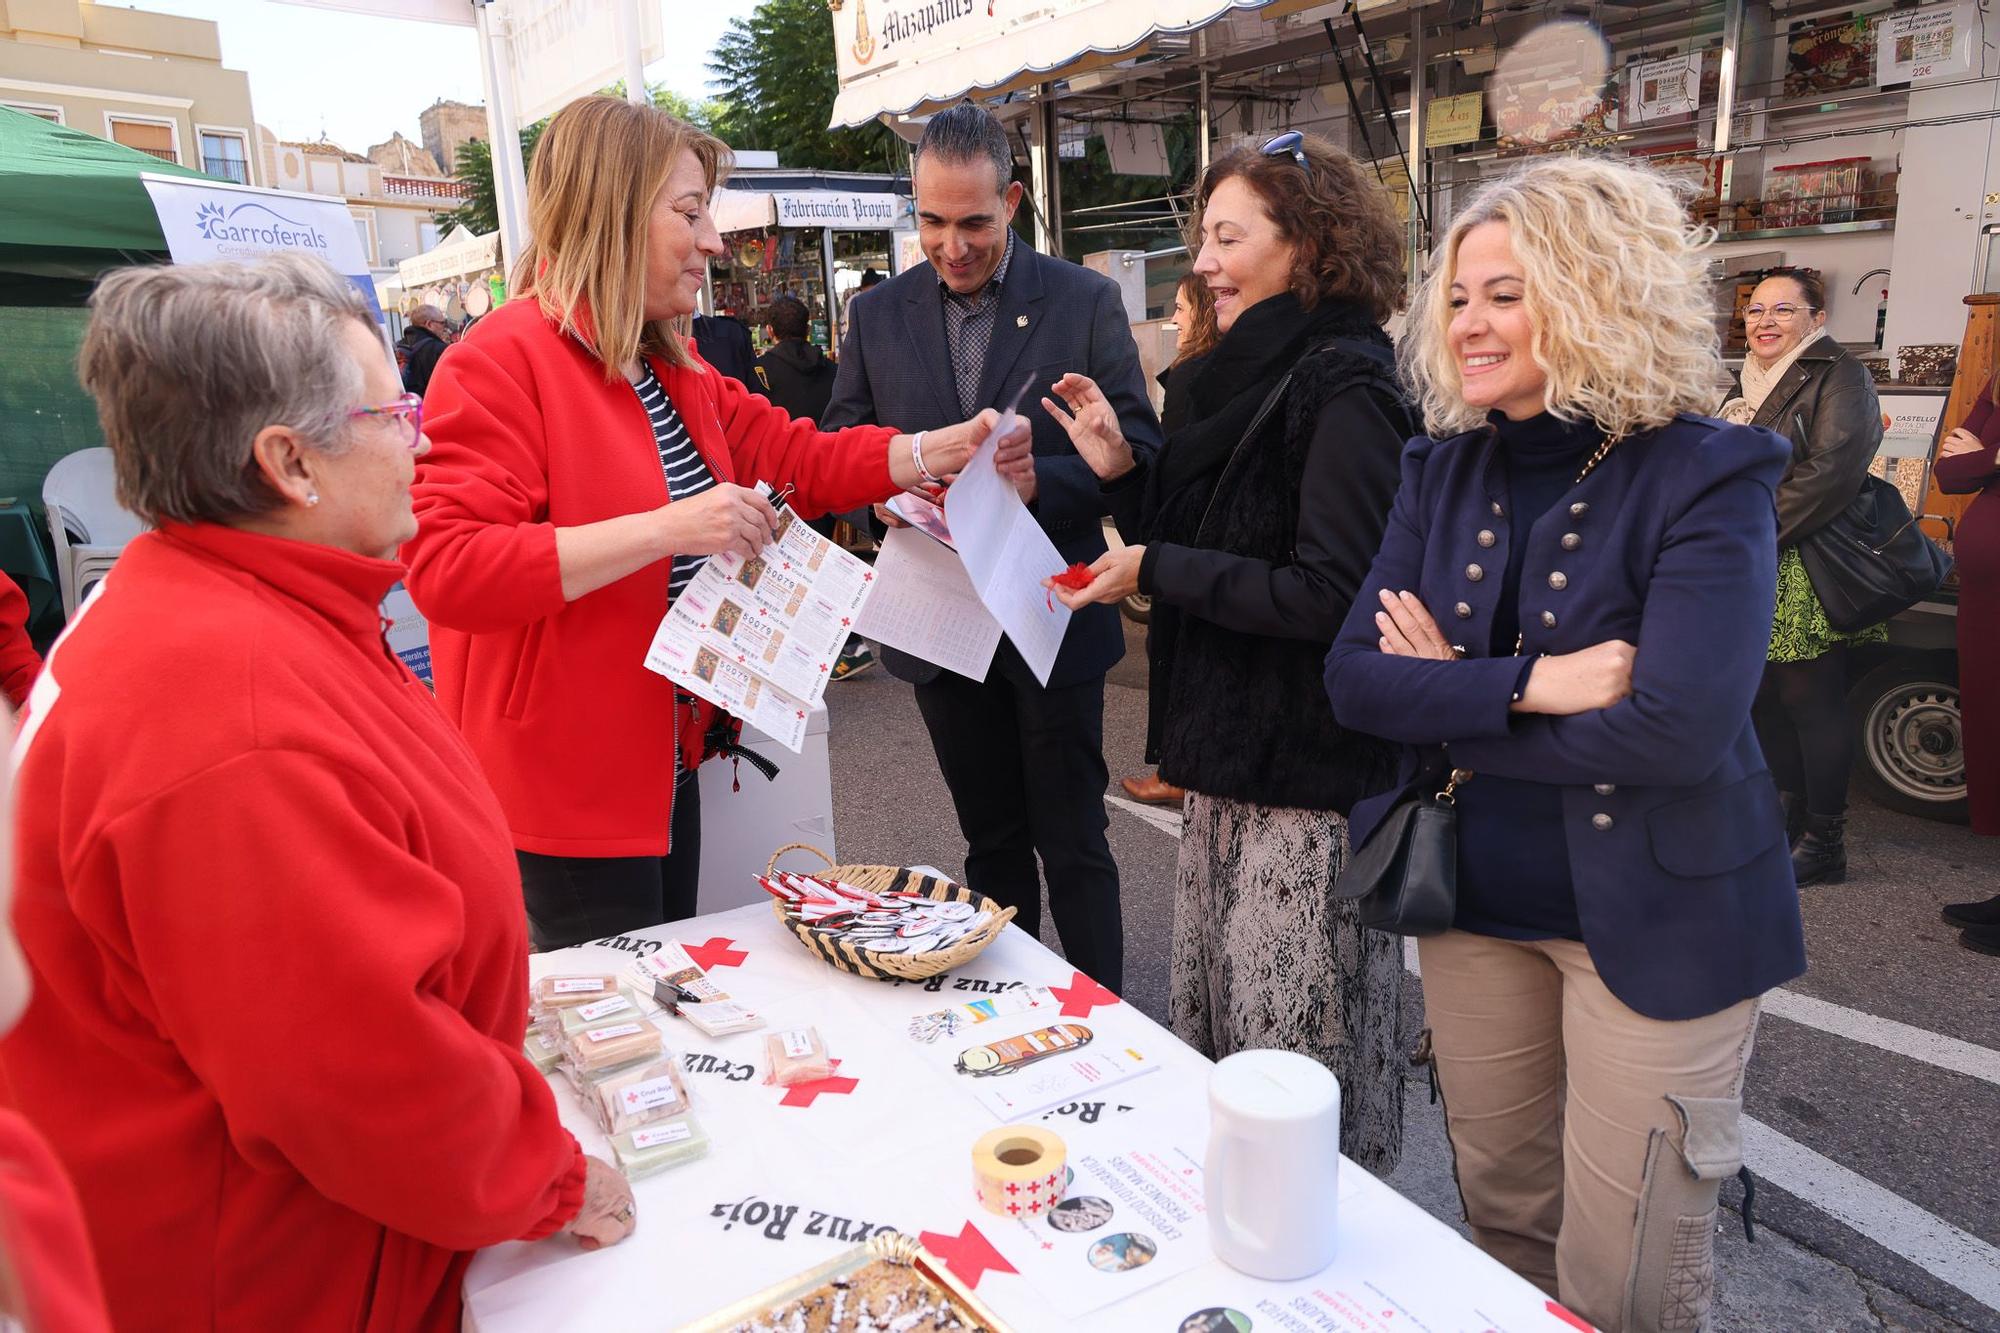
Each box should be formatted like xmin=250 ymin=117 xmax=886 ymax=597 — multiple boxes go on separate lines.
xmin=940 ymin=426 xmax=1073 ymax=685
xmin=853 ymin=527 xmax=1003 ymax=682
xmin=643 ymin=507 xmax=875 ymax=753
xmin=943 ymin=1017 xmax=1161 ymax=1121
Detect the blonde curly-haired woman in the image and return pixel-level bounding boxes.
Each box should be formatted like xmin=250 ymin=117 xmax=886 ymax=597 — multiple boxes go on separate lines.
xmin=1324 ymin=158 xmax=1806 ymax=1331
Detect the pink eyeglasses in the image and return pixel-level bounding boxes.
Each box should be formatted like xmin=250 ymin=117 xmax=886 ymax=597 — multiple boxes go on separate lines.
xmin=347 ymin=392 xmax=425 ymax=449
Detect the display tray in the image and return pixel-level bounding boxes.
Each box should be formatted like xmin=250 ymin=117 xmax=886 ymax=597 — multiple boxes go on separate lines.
xmin=684 ymin=1232 xmax=1012 ymax=1333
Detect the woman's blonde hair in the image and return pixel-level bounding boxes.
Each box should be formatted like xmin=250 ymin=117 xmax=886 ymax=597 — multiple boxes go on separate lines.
xmin=1400 ymin=156 xmax=1722 ymax=438
xmin=512 ymin=96 xmax=730 ymax=380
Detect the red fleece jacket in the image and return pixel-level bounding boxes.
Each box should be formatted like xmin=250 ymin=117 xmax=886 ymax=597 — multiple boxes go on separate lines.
xmin=2 ymin=523 xmax=585 ymax=1333
xmin=0 ymin=1110 xmax=111 ymax=1333
xmin=0 ymin=572 xmax=41 ymax=707
xmin=403 ymin=298 xmax=898 ymax=857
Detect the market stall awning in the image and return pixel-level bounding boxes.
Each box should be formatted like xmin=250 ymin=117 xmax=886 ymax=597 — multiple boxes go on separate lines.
xmin=0 ymin=106 xmax=208 ymax=280
xmin=829 ymin=0 xmax=1279 ymax=127
xmin=711 ymin=188 xmax=912 ymax=235
xmin=397 ymin=225 xmax=501 ymax=287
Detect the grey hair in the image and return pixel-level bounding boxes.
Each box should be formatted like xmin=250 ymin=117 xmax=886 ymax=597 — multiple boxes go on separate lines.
xmin=78 ymin=254 xmax=375 ymax=526
xmin=914 ymin=103 xmax=1013 ymax=193
xmin=411 ymin=303 xmax=446 ymax=326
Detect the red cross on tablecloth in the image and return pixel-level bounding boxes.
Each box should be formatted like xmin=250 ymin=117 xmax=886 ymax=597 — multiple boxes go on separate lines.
xmin=682 ymin=937 xmax=748 ymax=970
xmin=1048 ymin=970 xmax=1121 ymax=1018
xmin=778 ymin=1059 xmax=858 ymax=1108
xmin=1545 ymin=1301 xmax=1595 ymax=1331
xmin=917 ymin=1222 xmax=1017 ymax=1290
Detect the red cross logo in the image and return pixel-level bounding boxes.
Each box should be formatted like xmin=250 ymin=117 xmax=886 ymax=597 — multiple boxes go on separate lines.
xmin=1545 ymin=1302 xmax=1594 ymax=1332
xmin=841 ymin=617 xmax=851 ymax=627
xmin=783 ymin=562 xmax=792 ymax=571
xmin=1027 ymin=1179 xmax=1040 ymax=1195
xmin=778 ymin=1059 xmax=859 ymax=1107
xmin=682 ymin=937 xmax=748 ymax=970
xmin=863 ymin=572 xmax=874 ymax=582
xmin=1005 ymin=1181 xmax=1019 ymax=1195
xmin=1007 ymin=1201 xmax=1021 ymax=1215
xmin=1048 ymin=970 xmax=1122 ymax=1018
xmin=917 ymin=1222 xmax=1017 ymax=1290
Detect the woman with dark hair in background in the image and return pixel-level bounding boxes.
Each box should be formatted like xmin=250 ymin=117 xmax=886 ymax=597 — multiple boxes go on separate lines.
xmin=1719 ymin=267 xmax=1885 ymax=885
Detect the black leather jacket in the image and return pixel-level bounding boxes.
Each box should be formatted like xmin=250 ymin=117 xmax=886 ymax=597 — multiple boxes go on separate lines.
xmin=1726 ymin=339 xmax=1882 ymax=545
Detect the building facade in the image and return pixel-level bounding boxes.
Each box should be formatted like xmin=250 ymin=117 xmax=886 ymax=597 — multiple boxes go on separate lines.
xmin=418 ymin=97 xmax=485 ymax=177
xmin=260 ymin=130 xmax=468 ymax=273
xmin=0 ymin=0 xmax=258 ymax=184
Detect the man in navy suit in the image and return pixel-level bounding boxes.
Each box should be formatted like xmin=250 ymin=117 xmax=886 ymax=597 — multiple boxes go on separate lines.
xmin=822 ymin=104 xmax=1162 ymax=992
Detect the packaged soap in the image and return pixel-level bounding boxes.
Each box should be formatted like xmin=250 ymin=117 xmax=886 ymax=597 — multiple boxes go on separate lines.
xmin=567 ymin=1018 xmax=663 ymax=1073
xmin=611 ymin=1113 xmax=709 ymax=1179
xmin=558 ymin=989 xmax=641 ymax=1036
xmin=763 ymin=1026 xmax=833 ymax=1087
xmin=523 ymin=1027 xmax=562 ymax=1074
xmin=590 ymin=1056 xmax=692 ymax=1135
xmin=533 ymin=974 xmax=619 ymax=1009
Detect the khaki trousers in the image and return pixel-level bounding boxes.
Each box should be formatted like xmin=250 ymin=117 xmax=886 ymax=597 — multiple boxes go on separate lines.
xmin=1418 ymin=931 xmax=1761 ymax=1333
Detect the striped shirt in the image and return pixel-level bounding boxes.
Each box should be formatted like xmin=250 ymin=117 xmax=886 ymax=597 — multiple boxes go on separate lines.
xmin=632 ymin=363 xmax=719 ymax=603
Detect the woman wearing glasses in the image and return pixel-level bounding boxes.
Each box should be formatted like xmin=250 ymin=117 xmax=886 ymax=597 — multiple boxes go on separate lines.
xmin=1719 ymin=268 xmax=1885 ymax=884
xmin=1045 ymin=131 xmax=1415 ymax=1174
xmin=4 ymin=256 xmax=633 ymax=1333
xmin=1324 ymin=158 xmax=1803 ymax=1331
xmin=404 ymin=98 xmax=1019 ymax=950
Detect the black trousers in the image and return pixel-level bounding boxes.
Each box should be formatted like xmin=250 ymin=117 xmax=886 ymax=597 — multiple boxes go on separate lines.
xmin=912 ymin=649 xmax=1124 ymax=992
xmin=1753 ymin=649 xmax=1853 ymax=819
xmin=516 ymin=769 xmax=702 ymax=952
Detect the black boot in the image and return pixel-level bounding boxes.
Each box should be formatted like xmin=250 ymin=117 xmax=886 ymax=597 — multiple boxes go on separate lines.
xmin=1778 ymin=791 xmax=1807 ymax=849
xmin=1792 ymin=813 xmax=1846 ymax=886
xmin=1959 ymin=923 xmax=2000 ymax=956
xmin=1942 ymin=894 xmax=2000 ymax=928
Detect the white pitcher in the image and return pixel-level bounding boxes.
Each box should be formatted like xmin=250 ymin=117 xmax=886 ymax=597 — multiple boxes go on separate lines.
xmin=1204 ymin=1049 xmax=1343 ymax=1280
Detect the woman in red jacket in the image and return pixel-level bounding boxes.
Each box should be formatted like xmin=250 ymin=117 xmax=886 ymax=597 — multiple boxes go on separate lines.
xmin=4 ymin=255 xmax=631 ymax=1333
xmin=405 ymin=96 xmax=1018 ymax=950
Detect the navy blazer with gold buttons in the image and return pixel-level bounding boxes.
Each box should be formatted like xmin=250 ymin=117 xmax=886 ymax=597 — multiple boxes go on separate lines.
xmin=1325 ymin=413 xmax=1808 ymax=1021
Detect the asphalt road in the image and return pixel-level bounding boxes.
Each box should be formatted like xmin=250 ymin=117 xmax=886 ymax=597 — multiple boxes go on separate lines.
xmin=820 ymin=615 xmax=2000 ymax=1333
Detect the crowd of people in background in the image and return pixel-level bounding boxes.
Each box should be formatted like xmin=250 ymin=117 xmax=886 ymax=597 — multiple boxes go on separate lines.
xmin=0 ymin=90 xmax=1992 ymax=1333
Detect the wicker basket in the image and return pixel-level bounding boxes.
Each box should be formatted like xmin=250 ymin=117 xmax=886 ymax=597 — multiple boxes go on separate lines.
xmin=764 ymin=843 xmax=1014 ymax=982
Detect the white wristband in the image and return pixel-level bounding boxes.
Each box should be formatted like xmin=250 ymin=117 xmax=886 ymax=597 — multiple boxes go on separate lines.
xmin=912 ymin=431 xmax=943 ymax=486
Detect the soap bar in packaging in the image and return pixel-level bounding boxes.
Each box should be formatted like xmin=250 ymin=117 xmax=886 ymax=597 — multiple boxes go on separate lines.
xmin=763 ymin=1026 xmax=833 ymax=1087
xmin=559 ymin=989 xmax=641 ymax=1036
xmin=567 ymin=1019 xmax=663 ymax=1073
xmin=533 ymin=975 xmax=619 ymax=1010
xmin=611 ymin=1114 xmax=709 ymax=1179
xmin=591 ymin=1056 xmax=692 ymax=1135
xmin=523 ymin=1028 xmax=562 ymax=1074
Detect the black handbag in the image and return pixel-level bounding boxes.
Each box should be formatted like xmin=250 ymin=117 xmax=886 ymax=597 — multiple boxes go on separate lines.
xmin=1796 ymin=473 xmax=1954 ymax=634
xmin=1332 ymin=762 xmax=1466 ymax=936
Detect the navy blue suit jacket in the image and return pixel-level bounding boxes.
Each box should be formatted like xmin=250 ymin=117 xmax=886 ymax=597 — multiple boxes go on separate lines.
xmin=1324 ymin=414 xmax=1808 ymax=1020
xmin=821 ymin=244 xmax=1163 ymax=688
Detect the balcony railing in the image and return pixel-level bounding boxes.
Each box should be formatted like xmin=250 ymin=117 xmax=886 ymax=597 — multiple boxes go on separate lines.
xmin=381 ymin=174 xmax=470 ymax=204
xmin=202 ymin=155 xmax=248 ymax=184
xmin=130 ymin=146 xmax=179 ymax=164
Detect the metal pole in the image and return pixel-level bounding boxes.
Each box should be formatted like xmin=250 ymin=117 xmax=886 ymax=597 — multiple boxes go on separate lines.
xmin=821 ymin=225 xmax=840 ymax=349
xmin=614 ymin=0 xmax=649 ymax=105
xmin=1715 ymin=0 xmax=1745 ymax=155
xmin=1031 ymin=84 xmax=1064 ymax=256
xmin=1406 ymin=1 xmax=1427 ymax=286
xmin=473 ymin=0 xmax=530 ymax=273
xmin=1196 ymin=33 xmax=1212 ymax=175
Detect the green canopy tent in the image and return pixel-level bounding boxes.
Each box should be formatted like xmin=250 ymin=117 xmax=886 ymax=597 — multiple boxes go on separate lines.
xmin=0 ymin=108 xmax=208 ymax=632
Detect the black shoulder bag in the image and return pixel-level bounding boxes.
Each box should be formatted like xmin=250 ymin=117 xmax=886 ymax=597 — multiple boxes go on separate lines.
xmin=1793 ymin=412 xmax=1953 ymax=633
xmin=1331 ymin=759 xmax=1466 ymax=936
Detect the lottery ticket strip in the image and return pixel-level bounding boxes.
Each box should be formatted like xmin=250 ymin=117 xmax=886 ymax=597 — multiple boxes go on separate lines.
xmin=464 ymin=898 xmax=1589 ymax=1333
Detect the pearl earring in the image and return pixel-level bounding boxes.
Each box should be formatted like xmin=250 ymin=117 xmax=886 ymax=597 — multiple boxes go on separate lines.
xmin=306 ymin=493 xmax=320 ymax=507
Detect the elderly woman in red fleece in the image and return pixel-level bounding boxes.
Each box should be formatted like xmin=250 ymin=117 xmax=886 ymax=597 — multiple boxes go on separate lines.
xmin=1 ymin=255 xmax=631 ymax=1333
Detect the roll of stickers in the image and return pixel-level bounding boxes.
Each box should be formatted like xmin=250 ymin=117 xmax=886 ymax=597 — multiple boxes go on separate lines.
xmin=971 ymin=1125 xmax=1067 ymax=1218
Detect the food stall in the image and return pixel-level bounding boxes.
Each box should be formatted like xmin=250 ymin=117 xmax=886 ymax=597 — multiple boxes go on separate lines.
xmin=392 ymin=224 xmax=504 ymax=333
xmin=707 ymin=167 xmax=915 ymax=354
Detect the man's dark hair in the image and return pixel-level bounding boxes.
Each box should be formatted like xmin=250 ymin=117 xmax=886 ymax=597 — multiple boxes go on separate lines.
xmin=765 ymin=295 xmax=809 ymax=341
xmin=914 ymin=103 xmax=1013 ymax=193
xmin=858 ymin=267 xmax=884 ymax=290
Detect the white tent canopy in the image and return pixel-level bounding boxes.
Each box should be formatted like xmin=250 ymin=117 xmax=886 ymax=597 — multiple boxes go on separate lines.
xmin=829 ymin=0 xmax=1279 ymax=128
xmin=398 ymin=225 xmax=501 ymax=287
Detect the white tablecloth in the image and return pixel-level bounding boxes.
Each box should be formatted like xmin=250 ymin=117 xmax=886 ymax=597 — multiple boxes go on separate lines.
xmin=463 ymin=903 xmax=1583 ymax=1333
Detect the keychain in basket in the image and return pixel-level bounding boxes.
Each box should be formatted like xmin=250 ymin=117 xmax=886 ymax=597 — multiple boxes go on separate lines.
xmin=759 ymin=843 xmax=1015 ymax=982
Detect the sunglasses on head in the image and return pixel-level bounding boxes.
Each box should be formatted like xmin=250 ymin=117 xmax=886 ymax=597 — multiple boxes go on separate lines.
xmin=1262 ymin=131 xmax=1308 ymax=171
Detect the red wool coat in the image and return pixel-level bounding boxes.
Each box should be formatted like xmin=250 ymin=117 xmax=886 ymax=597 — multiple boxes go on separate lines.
xmin=2 ymin=523 xmax=584 ymax=1333
xmin=404 ymin=298 xmax=899 ymax=857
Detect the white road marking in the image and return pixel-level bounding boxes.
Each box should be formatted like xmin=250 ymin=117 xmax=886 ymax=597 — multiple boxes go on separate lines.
xmin=1761 ymin=987 xmax=2000 ymax=1088
xmin=1103 ymin=793 xmax=1184 ymax=840
xmin=1740 ymin=1116 xmax=2000 ymax=1312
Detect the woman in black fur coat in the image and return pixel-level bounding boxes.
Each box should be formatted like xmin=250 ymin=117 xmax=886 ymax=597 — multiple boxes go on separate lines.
xmin=1043 ymin=133 xmax=1414 ymax=1173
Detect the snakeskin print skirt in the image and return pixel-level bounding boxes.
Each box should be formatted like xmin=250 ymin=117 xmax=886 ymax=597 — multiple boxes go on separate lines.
xmin=1170 ymin=792 xmax=1404 ymax=1176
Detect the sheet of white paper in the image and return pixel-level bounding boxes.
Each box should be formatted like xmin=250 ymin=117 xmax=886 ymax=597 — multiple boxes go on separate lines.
xmin=854 ymin=527 xmax=1002 ymax=681
xmin=943 ymin=428 xmax=1072 ymax=684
